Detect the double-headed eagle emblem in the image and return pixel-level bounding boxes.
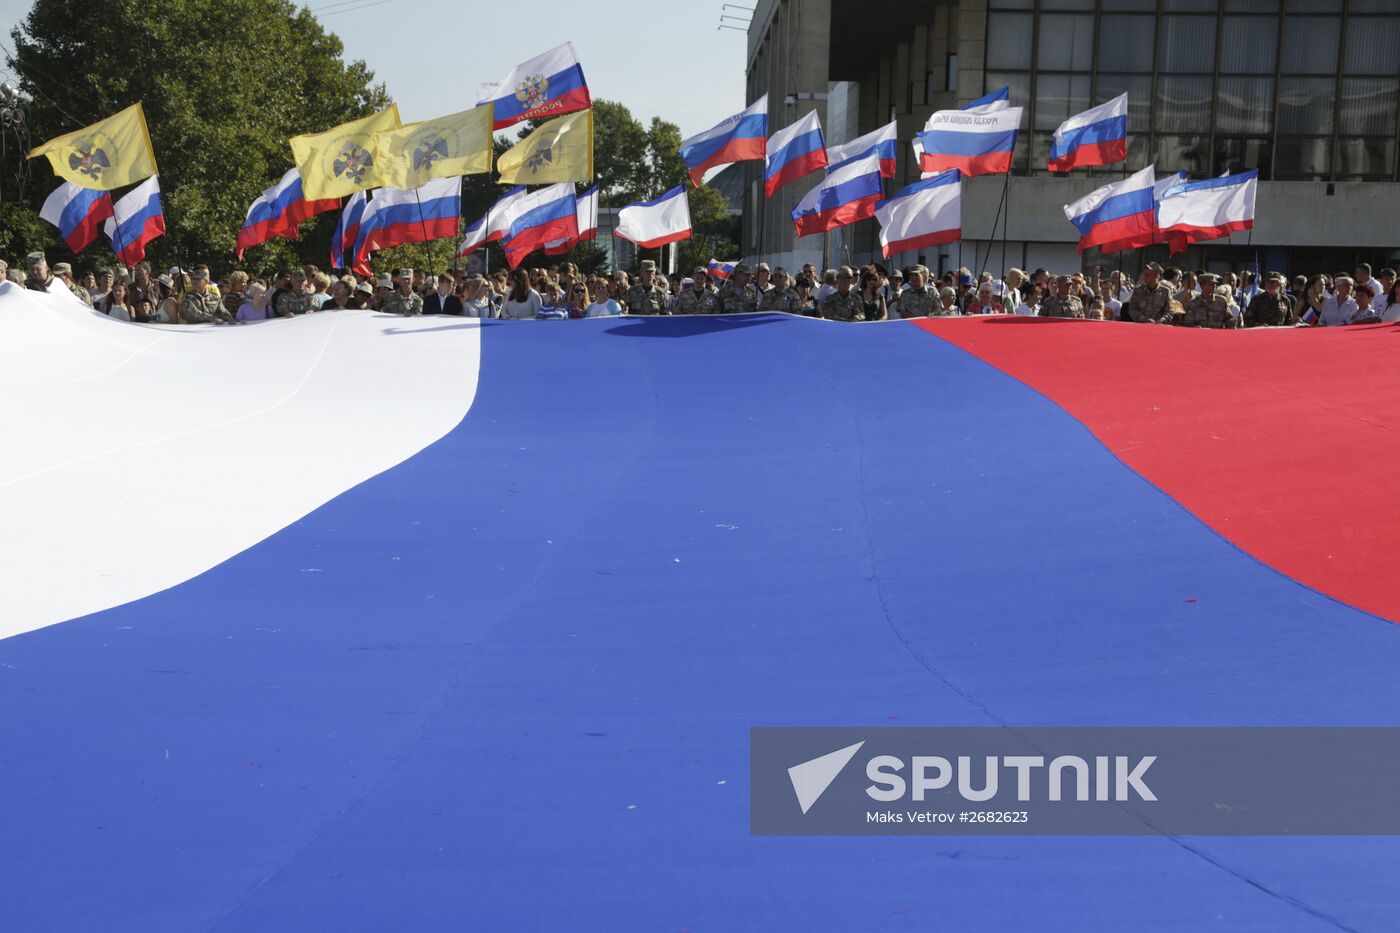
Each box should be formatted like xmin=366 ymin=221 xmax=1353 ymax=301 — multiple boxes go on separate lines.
xmin=412 ymin=135 xmax=449 ymax=172
xmin=514 ymin=73 xmax=550 ymax=110
xmin=66 ymin=136 xmax=112 ymax=182
xmin=333 ymin=142 xmax=374 ymax=186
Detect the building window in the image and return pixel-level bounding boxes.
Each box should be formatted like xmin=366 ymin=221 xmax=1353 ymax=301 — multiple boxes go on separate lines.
xmin=1344 ymin=17 xmax=1400 ymax=77
xmin=1339 ymin=78 xmax=1399 ymax=137
xmin=1154 ymin=76 xmax=1214 ymax=133
xmin=986 ymin=14 xmax=1033 ymax=70
xmin=1337 ymin=138 xmax=1397 ymax=180
xmin=1220 ymin=17 xmax=1279 ymax=74
xmin=1277 ymin=77 xmax=1337 ymax=135
xmin=1274 ymin=136 xmax=1331 ymax=179
xmin=1215 ymin=77 xmax=1275 ymax=134
xmin=1097 ymin=15 xmax=1156 ymax=73
xmin=1037 ymin=14 xmax=1094 ymax=72
xmin=947 ymin=54 xmax=958 ymax=94
xmin=1034 ymin=74 xmax=1092 ymax=132
xmin=1281 ymin=17 xmax=1340 ymax=75
xmin=1159 ymin=16 xmax=1218 ymax=73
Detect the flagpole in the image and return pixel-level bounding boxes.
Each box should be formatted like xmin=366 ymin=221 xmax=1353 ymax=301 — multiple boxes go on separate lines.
xmin=1000 ymin=174 xmax=1010 ymax=285
xmin=413 ymin=188 xmax=431 ymax=277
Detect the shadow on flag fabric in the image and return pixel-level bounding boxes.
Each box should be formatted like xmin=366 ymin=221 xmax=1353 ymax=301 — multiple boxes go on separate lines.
xmin=545 ymin=184 xmax=599 ymax=255
xmin=875 ymin=169 xmax=961 ymax=259
xmin=103 ymin=175 xmax=164 ymax=267
xmin=764 ymin=110 xmax=828 ymax=196
xmin=1048 ymin=94 xmax=1128 ymax=172
xmin=917 ymin=106 xmax=1022 ymax=177
xmin=290 ymin=105 xmax=403 ymax=200
xmin=1156 ymin=170 xmax=1259 ymax=256
xmin=476 ymin=42 xmax=591 ymax=131
xmin=238 ymin=168 xmax=340 ymax=260
xmin=373 ymin=106 xmax=494 ymax=190
xmin=614 ymin=186 xmax=692 ymax=249
xmin=680 ymin=96 xmax=767 ymax=187
xmin=496 ymin=109 xmax=593 ymax=186
xmin=791 ymin=152 xmax=883 ymax=238
xmin=28 ymin=102 xmax=158 ymax=191
xmin=40 ymin=181 xmax=114 ymax=254
xmin=826 ymin=120 xmax=897 ymax=178
xmin=330 ymin=191 xmax=368 ymax=270
xmin=502 ymin=184 xmax=578 ymax=268
xmin=1063 ymin=165 xmax=1157 ymax=255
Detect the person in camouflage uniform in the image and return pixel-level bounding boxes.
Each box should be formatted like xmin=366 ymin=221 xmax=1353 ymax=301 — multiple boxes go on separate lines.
xmin=674 ymin=268 xmax=708 ymax=314
xmin=23 ymin=252 xmax=56 ymax=294
xmin=1243 ymin=272 xmax=1293 ymax=327
xmin=626 ymin=260 xmax=669 ymax=314
xmin=819 ymin=267 xmax=865 ymax=322
xmin=382 ymin=269 xmax=424 ymax=316
xmin=715 ymin=263 xmax=760 ymax=314
xmin=757 ymin=268 xmax=802 ymax=314
xmin=1040 ymin=275 xmax=1086 ymax=319
xmin=1182 ymin=274 xmax=1237 ymax=328
xmin=50 ymin=262 xmax=94 ymax=306
xmin=275 ymin=270 xmax=319 ymax=317
xmin=182 ymin=268 xmax=233 ymax=324
xmin=894 ymin=266 xmax=939 ymax=318
xmin=1126 ymin=263 xmax=1175 ymax=324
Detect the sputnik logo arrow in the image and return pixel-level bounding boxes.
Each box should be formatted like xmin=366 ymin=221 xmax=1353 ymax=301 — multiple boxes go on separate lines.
xmin=787 ymin=741 xmax=865 ymax=814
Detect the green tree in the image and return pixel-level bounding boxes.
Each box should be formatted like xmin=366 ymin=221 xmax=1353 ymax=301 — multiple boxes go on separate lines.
xmin=5 ymin=0 xmax=387 ymax=271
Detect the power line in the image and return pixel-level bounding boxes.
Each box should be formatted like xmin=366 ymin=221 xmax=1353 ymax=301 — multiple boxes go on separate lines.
xmin=316 ymin=0 xmax=403 ymax=17
xmin=0 ymin=36 xmax=96 ymax=129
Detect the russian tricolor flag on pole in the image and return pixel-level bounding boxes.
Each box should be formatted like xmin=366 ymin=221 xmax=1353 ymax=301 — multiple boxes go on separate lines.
xmin=680 ymin=96 xmax=767 ymax=187
xmin=1048 ymin=94 xmax=1128 ymax=172
xmin=476 ymin=42 xmax=591 ymax=131
xmin=1156 ymin=170 xmax=1259 ymax=255
xmin=361 ymin=176 xmax=462 ymax=254
xmin=103 ymin=175 xmax=165 ymax=268
xmin=790 ymin=152 xmax=883 ymax=238
xmin=330 ymin=190 xmax=367 ymax=270
xmin=917 ymin=106 xmax=1023 ymax=177
xmin=501 ymin=183 xmax=578 ymax=267
xmin=238 ymin=168 xmax=340 ymax=259
xmin=614 ymin=186 xmax=692 ymax=249
xmin=1063 ymin=165 xmax=1158 ymax=255
xmin=708 ymin=260 xmax=736 ymax=281
xmin=826 ymin=120 xmax=898 ymax=178
xmin=874 ymin=169 xmax=961 ymax=258
xmin=39 ymin=181 xmax=113 ymax=254
xmin=485 ymin=187 xmax=529 ymax=243
xmin=545 ymin=184 xmax=599 ymax=256
xmin=764 ymin=111 xmax=828 ymax=196
xmin=456 ymin=214 xmax=489 ymax=259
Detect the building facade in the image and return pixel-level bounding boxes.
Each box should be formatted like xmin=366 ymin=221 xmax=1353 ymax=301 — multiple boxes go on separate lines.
xmin=744 ymin=0 xmax=1400 ymax=278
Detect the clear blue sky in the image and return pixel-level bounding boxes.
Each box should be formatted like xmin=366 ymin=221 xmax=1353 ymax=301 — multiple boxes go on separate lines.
xmin=1 ymin=0 xmax=750 ymax=139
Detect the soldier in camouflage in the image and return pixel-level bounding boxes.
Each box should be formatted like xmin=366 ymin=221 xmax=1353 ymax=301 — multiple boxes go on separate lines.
xmin=182 ymin=268 xmax=233 ymax=324
xmin=381 ymin=269 xmax=424 ymax=316
xmin=893 ymin=266 xmax=938 ymax=318
xmin=1243 ymin=272 xmax=1293 ymax=327
xmin=275 ymin=270 xmax=320 ymax=317
xmin=626 ymin=260 xmax=669 ymax=314
xmin=50 ymin=262 xmax=94 ymax=306
xmin=757 ymin=267 xmax=802 ymax=314
xmin=1125 ymin=262 xmax=1175 ymax=324
xmin=674 ymin=268 xmax=706 ymax=314
xmin=23 ymin=252 xmax=56 ymax=294
xmin=819 ymin=266 xmax=865 ymax=322
xmin=1182 ymin=274 xmax=1237 ymax=328
xmin=1039 ymin=275 xmax=1086 ymax=319
xmin=715 ymin=263 xmax=760 ymax=314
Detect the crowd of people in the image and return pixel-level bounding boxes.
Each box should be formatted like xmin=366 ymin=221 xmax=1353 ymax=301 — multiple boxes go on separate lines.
xmin=5 ymin=248 xmax=1398 ymax=329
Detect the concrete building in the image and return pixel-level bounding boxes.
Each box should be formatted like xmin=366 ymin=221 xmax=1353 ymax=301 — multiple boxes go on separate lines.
xmin=743 ymin=0 xmax=1400 ymax=280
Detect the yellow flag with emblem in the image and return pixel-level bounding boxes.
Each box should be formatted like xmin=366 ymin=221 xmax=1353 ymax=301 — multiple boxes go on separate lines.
xmin=28 ymin=102 xmax=159 ymax=191
xmin=496 ymin=108 xmax=593 ymax=185
xmin=373 ymin=105 xmax=494 ymax=190
xmin=290 ymin=104 xmax=403 ymax=200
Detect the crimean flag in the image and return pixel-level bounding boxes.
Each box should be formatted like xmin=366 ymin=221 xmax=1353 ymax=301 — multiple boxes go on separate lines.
xmin=373 ymin=106 xmax=494 ymax=190
xmin=496 ymin=109 xmax=593 ymax=186
xmin=28 ymin=102 xmax=158 ymax=191
xmin=289 ymin=104 xmax=403 ymax=200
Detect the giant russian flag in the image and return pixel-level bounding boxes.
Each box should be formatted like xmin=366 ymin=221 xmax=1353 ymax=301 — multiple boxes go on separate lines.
xmin=237 ymin=168 xmax=340 ymax=259
xmin=1063 ymin=165 xmax=1158 ymax=255
xmin=680 ymin=96 xmax=767 ymax=187
xmin=764 ymin=110 xmax=828 ymax=196
xmin=614 ymin=186 xmax=692 ymax=249
xmin=501 ymin=183 xmax=578 ymax=267
xmin=103 ymin=175 xmax=165 ymax=267
xmin=790 ymin=152 xmax=883 ymax=238
xmin=874 ymin=169 xmax=961 ymax=258
xmin=1156 ymin=169 xmax=1259 ymax=255
xmin=39 ymin=180 xmax=113 ymax=254
xmin=360 ymin=176 xmax=462 ymax=255
xmin=917 ymin=106 xmax=1022 ymax=177
xmin=330 ymin=190 xmax=367 ymax=270
xmin=545 ymin=183 xmax=599 ymax=255
xmin=476 ymin=42 xmax=591 ymax=130
xmin=825 ymin=120 xmax=897 ymax=178
xmin=1048 ymin=94 xmax=1128 ymax=172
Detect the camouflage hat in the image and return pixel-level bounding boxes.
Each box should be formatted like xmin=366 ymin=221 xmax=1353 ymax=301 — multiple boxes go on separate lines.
xmin=189 ymin=267 xmax=208 ymax=280
xmin=378 ymin=275 xmax=393 ymax=289
xmin=1266 ymin=271 xmax=1286 ymax=284
xmin=25 ymin=251 xmax=46 ymax=267
xmin=397 ymin=268 xmax=412 ymax=279
xmin=639 ymin=260 xmax=656 ymax=271
xmin=1055 ymin=274 xmax=1073 ymax=285
xmin=1199 ymin=273 xmax=1219 ymax=285
xmin=693 ymin=266 xmax=707 ymax=275
xmin=52 ymin=262 xmax=73 ymax=275
xmin=1145 ymin=262 xmax=1164 ymax=274
xmin=356 ymin=281 xmax=374 ymax=294
xmin=732 ymin=262 xmax=751 ymax=274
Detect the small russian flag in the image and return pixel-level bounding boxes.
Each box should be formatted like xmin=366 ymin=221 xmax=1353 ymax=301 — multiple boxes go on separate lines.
xmin=708 ymin=260 xmax=736 ymax=281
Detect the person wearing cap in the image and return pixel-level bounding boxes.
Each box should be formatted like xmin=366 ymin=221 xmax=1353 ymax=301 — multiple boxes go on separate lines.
xmin=1182 ymin=274 xmax=1237 ymax=329
xmin=758 ymin=267 xmax=802 ymax=314
xmin=1125 ymin=262 xmax=1174 ymax=324
xmin=181 ymin=268 xmax=233 ymax=324
xmin=1243 ymin=273 xmax=1292 ymax=327
xmin=674 ymin=268 xmax=708 ymax=314
xmin=1040 ymin=275 xmax=1086 ymax=319
xmin=880 ymin=269 xmax=904 ymax=307
xmin=275 ymin=269 xmax=319 ymax=317
xmin=894 ymin=266 xmax=939 ymax=318
xmin=24 ymin=252 xmax=62 ymax=295
xmin=953 ymin=269 xmax=977 ymax=312
xmin=754 ymin=262 xmax=773 ymax=294
xmin=626 ymin=260 xmax=668 ymax=314
xmin=351 ymin=280 xmax=375 ymax=310
xmin=819 ymin=266 xmax=865 ymax=322
xmin=49 ymin=262 xmax=95 ymax=307
xmin=383 ymin=268 xmax=424 ymax=316
xmin=715 ymin=262 xmax=760 ymax=314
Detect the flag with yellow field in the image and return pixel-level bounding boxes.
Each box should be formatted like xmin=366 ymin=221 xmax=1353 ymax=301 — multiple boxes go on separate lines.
xmin=373 ymin=106 xmax=494 ymax=190
xmin=290 ymin=104 xmax=402 ymax=200
xmin=28 ymin=102 xmax=159 ymax=191
xmin=496 ymin=109 xmax=593 ymax=185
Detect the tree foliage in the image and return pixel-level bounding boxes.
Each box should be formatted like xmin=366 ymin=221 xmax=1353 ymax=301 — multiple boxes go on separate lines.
xmin=4 ymin=0 xmax=387 ymax=269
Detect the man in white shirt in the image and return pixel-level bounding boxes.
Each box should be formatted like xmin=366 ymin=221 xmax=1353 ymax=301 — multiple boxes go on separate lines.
xmin=1353 ymin=264 xmax=1383 ymax=309
xmin=814 ymin=268 xmax=838 ymax=304
xmin=1320 ymin=277 xmax=1359 ymax=327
